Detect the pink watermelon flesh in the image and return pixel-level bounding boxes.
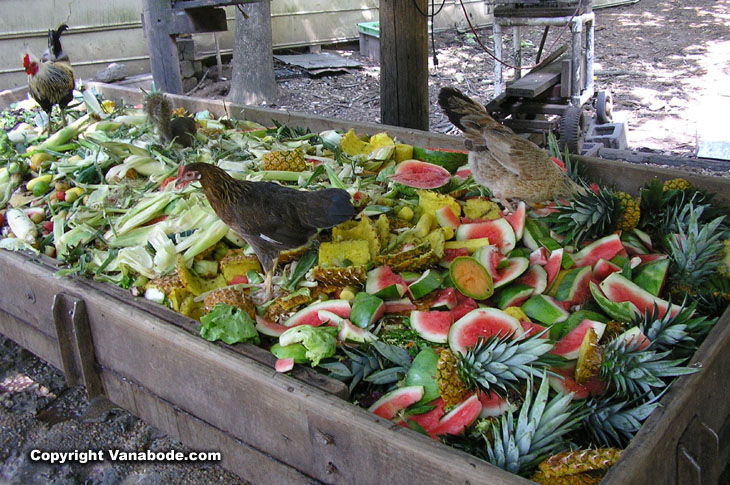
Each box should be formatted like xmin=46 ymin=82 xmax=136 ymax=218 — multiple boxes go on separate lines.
xmin=367 ymin=265 xmax=408 ymax=299
xmin=390 ymin=159 xmax=451 ymax=189
xmin=474 ymin=245 xmax=503 ymax=277
xmin=530 ymin=247 xmax=550 ymax=265
xmin=435 ymin=206 xmax=461 ymax=231
xmin=455 ymin=166 xmax=472 ymax=179
xmin=573 ymin=233 xmax=624 ymax=268
xmin=408 ymin=398 xmax=446 ymax=438
xmin=636 ymin=253 xmax=667 ymax=264
xmin=544 ymin=248 xmax=564 ymax=289
xmin=430 ymin=288 xmax=459 ymax=310
xmin=448 ymin=308 xmax=523 ymax=354
xmin=255 ymin=315 xmax=290 ymax=337
xmin=503 ymin=201 xmax=526 ymax=241
xmin=493 ymin=257 xmax=529 ymax=288
xmin=283 ymin=299 xmax=351 ymax=327
xmin=456 ymin=218 xmax=516 ymax=254
xmin=410 ymin=310 xmax=454 ymax=343
xmin=551 ymin=319 xmax=607 ymax=359
xmin=615 ymin=326 xmax=651 ymax=351
xmin=449 ymin=298 xmax=479 ymax=321
xmin=369 ymin=385 xmax=425 ymax=420
xmin=384 ymin=298 xmax=417 ymax=314
xmin=549 ymin=365 xmax=607 ymax=400
xmin=600 ymin=272 xmax=681 ymax=318
xmin=477 ymin=390 xmax=512 ymax=418
xmin=555 ymin=266 xmax=593 ymax=305
xmin=441 ymin=247 xmax=470 ymax=267
xmin=432 ymin=394 xmax=482 ymax=435
xmin=592 ymin=258 xmax=622 ymax=282
xmin=520 ymin=320 xmax=549 ymax=339
xmin=275 ymin=358 xmax=295 ymax=373
xmin=517 ymin=264 xmax=548 ymax=295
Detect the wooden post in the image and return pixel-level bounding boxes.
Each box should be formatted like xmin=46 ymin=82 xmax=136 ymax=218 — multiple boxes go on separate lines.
xmin=228 ymin=1 xmax=277 ymax=105
xmin=379 ymin=0 xmax=429 ymax=130
xmin=141 ymin=0 xmax=184 ymax=94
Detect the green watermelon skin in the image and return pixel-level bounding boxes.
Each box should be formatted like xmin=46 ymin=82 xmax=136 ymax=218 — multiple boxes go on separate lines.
xmin=410 ymin=310 xmax=454 ymax=343
xmin=283 ymin=299 xmax=352 ymax=327
xmin=448 ymin=308 xmax=523 ymax=354
xmin=369 ymin=386 xmax=425 ymax=420
xmin=390 ymin=159 xmax=451 ymax=188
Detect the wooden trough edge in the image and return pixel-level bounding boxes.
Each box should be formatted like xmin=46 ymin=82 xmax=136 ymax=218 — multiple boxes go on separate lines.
xmin=1 ymin=83 xmax=730 ymax=483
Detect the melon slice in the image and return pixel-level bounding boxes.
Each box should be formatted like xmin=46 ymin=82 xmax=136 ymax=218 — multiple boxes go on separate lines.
xmin=520 ymin=320 xmax=549 ymax=339
xmin=283 ymin=299 xmax=351 ymax=327
xmin=493 ymin=257 xmax=529 ymax=289
xmin=408 ymin=269 xmax=443 ymax=300
xmin=544 ymin=248 xmax=564 ymax=289
xmin=407 ymin=398 xmax=446 ymax=437
xmin=632 ymin=258 xmax=670 ymax=297
xmin=255 ymin=315 xmax=289 ymax=337
xmin=449 ymin=297 xmax=479 ymax=321
xmin=456 ymin=218 xmax=516 ymax=254
xmin=530 ymin=247 xmax=550 ymax=266
xmin=522 ymin=217 xmax=550 ymax=251
xmin=503 ymin=201 xmax=526 ymax=241
xmin=548 ymin=364 xmax=607 ymax=400
xmin=448 ymin=308 xmax=523 ymax=354
xmin=369 ymin=386 xmax=425 ymax=420
xmin=495 ymin=283 xmax=534 ymax=309
xmin=384 ymin=298 xmax=417 ymax=314
xmin=404 ymin=348 xmax=440 ymax=404
xmin=430 ymin=287 xmax=459 ymax=310
xmin=440 ymin=247 xmax=470 ymax=267
xmin=477 ymin=390 xmax=514 ymax=418
xmin=551 ymin=319 xmax=606 ymax=359
xmin=474 ymin=244 xmax=503 ymax=277
xmin=435 ymin=206 xmax=461 ymax=232
xmin=410 ymin=310 xmax=453 ymax=343
xmin=589 ymin=281 xmax=640 ymax=322
xmin=389 ymin=159 xmax=451 ymax=189
xmin=600 ymin=272 xmax=682 ymax=318
xmin=521 ymin=294 xmax=570 ymax=325
xmin=554 ymin=266 xmax=593 ymax=305
xmin=516 ymin=264 xmax=548 ymax=295
xmin=449 ymin=256 xmax=494 ymax=300
xmin=431 ymin=394 xmax=482 ymax=435
xmin=615 ymin=326 xmax=651 ymax=351
xmin=275 ymin=358 xmax=295 ymax=373
xmin=366 ymin=265 xmax=408 ymax=300
xmin=572 ymin=233 xmax=624 ymax=268
xmin=592 ymin=258 xmax=622 ymax=282
xmin=350 ymin=292 xmax=386 ymax=329
xmin=332 ymin=314 xmax=377 ymax=343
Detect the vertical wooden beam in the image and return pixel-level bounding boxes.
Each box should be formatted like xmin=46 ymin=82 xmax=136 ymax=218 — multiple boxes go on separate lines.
xmin=142 ymin=0 xmax=184 ymax=94
xmin=379 ymin=0 xmax=429 ymax=130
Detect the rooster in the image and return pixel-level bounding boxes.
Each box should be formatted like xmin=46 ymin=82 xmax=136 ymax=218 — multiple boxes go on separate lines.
xmin=175 ymin=163 xmax=355 ymax=301
xmin=24 ymin=24 xmax=74 ymax=134
xmin=438 ymin=87 xmax=584 ymax=209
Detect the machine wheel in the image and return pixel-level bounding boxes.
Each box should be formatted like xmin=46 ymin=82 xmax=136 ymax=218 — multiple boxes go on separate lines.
xmin=596 ymin=90 xmax=613 ymax=124
xmin=559 ymin=105 xmax=585 ymax=154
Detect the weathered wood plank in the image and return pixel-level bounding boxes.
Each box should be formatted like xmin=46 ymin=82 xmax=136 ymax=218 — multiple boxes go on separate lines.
xmin=379 ymin=0 xmax=429 ymax=130
xmin=173 ymin=0 xmax=260 ymax=9
xmin=506 ymin=61 xmax=562 ymax=98
xmin=169 ymin=7 xmax=228 ymax=35
xmin=0 ymin=308 xmax=61 ymax=369
xmin=141 ymin=0 xmax=184 ymax=94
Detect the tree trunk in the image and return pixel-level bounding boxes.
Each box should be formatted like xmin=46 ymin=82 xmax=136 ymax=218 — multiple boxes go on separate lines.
xmin=379 ymin=0 xmax=429 ymax=130
xmin=228 ymin=2 xmax=277 ymax=105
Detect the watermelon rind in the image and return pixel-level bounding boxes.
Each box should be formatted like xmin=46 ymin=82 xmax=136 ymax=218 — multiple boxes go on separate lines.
xmin=366 ymin=266 xmax=407 ymax=300
xmin=448 ymin=308 xmax=523 ymax=354
xmin=410 ymin=310 xmax=453 ymax=343
xmin=553 ymin=309 xmax=609 ymax=340
xmin=589 ymin=281 xmax=640 ymax=322
xmin=270 ymin=343 xmax=309 ymax=364
xmin=255 ymin=315 xmax=289 ymax=337
xmin=389 ymin=159 xmax=451 ymax=189
xmin=493 ymin=257 xmax=530 ymax=289
xmin=495 ymin=283 xmax=535 ymax=309
xmin=572 ymin=233 xmax=624 ymax=268
xmin=283 ymin=299 xmax=352 ymax=327
xmin=551 ymin=319 xmax=606 ymax=359
xmin=350 ymin=292 xmax=386 ymax=329
xmin=456 ymin=218 xmax=516 ymax=255
xmin=450 ymin=256 xmax=494 ymax=300
xmin=404 ymin=348 xmax=441 ymax=404
xmin=554 ymin=266 xmax=592 ymax=304
xmin=412 ymin=146 xmax=468 ymax=173
xmin=409 ymin=269 xmax=443 ymax=300
xmin=337 ymin=317 xmax=377 ymax=343
xmin=520 ymin=294 xmax=570 ymax=326
xmin=517 ymin=264 xmax=548 ymax=295
xmin=600 ymin=272 xmax=681 ymax=318
xmin=432 ymin=394 xmax=482 ymax=435
xmin=368 ymin=385 xmax=425 ymax=420
xmin=632 ymin=258 xmax=670 ymax=297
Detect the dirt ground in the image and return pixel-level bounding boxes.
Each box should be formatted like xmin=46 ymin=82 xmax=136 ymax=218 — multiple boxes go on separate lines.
xmin=2 ymin=1 xmax=730 ymax=484
xmin=195 ymin=0 xmax=730 ymax=159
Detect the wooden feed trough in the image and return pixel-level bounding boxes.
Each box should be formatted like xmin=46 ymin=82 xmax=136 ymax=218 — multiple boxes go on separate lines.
xmin=1 ymin=84 xmax=729 ymax=484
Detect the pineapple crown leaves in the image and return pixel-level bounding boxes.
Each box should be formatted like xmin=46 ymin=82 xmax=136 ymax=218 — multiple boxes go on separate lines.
xmin=458 ymin=332 xmax=557 ymax=394
xmin=542 ymin=186 xmax=620 ymax=246
xmin=665 ymin=202 xmax=728 ymax=290
xmin=484 ymin=373 xmax=588 ymax=476
xmin=635 ymin=301 xmax=695 ymax=353
xmin=320 ymin=340 xmax=412 ymax=393
xmin=581 ymin=391 xmax=664 ymax=448
xmin=599 ymin=337 xmax=700 ymax=398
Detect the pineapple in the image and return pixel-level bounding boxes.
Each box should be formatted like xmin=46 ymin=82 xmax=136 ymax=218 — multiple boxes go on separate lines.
xmin=662 ymin=177 xmax=691 ymax=191
xmin=602 ymin=320 xmax=626 ymax=342
xmin=375 ymin=242 xmax=439 ymax=272
xmin=582 ymin=393 xmax=661 ymax=447
xmin=599 ymin=336 xmax=699 ymax=398
xmin=574 ymin=328 xmax=602 ymax=385
xmin=261 ymin=147 xmax=307 ymax=172
xmin=545 ymin=186 xmax=639 ymax=245
xmin=437 ymin=334 xmax=554 ymax=401
xmin=312 ymin=265 xmax=368 ymax=287
xmin=203 ymin=287 xmax=255 ymax=318
xmin=531 ymin=448 xmax=621 ymax=484
xmin=481 ymin=374 xmax=587 ymax=476
xmin=436 ymin=349 xmax=469 ymax=406
xmin=264 ymin=291 xmax=313 ymax=321
xmin=664 ymin=202 xmax=727 ymax=298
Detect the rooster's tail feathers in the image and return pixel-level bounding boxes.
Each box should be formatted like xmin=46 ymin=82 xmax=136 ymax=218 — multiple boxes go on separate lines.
xmin=438 ymin=87 xmax=498 ymax=133
xmin=301 ymin=188 xmax=354 ymax=229
xmin=47 ymin=24 xmax=69 ymax=62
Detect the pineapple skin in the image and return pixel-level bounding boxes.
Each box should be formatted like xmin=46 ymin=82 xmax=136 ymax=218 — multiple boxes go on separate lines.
xmin=262 ymin=147 xmax=307 ymax=172
xmin=532 ymin=448 xmax=621 ymax=484
xmin=436 ymin=349 xmax=469 ymax=406
xmin=203 ymin=287 xmax=255 ymax=318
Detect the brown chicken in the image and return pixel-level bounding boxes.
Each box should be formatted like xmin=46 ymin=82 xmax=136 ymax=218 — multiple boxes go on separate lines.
xmin=175 ymin=163 xmax=355 ymax=301
xmin=438 ymin=87 xmax=584 ymax=209
xmin=24 ymin=24 xmax=74 ymax=134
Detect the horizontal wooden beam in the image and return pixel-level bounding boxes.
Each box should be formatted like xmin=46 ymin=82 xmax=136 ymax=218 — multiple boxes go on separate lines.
xmin=169 ymin=7 xmax=228 ymax=34
xmin=173 ymin=0 xmax=262 ymax=9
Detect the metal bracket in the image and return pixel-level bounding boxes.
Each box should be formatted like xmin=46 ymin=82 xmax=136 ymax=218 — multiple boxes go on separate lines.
xmin=52 ymin=293 xmax=103 ymax=399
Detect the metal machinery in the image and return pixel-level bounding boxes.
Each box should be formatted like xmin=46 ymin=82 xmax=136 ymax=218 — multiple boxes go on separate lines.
xmin=485 ymin=0 xmax=617 ymax=153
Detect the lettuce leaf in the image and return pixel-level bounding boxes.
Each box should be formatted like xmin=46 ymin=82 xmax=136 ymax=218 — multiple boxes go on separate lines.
xmin=278 ymin=325 xmax=337 ymax=366
xmin=199 ymin=303 xmax=259 ymax=345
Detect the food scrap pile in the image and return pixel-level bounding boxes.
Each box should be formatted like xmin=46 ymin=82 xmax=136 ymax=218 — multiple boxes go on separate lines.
xmin=1 ymin=88 xmax=730 ymax=481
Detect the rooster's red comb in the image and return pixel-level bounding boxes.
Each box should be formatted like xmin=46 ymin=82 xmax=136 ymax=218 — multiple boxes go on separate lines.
xmin=23 ymin=54 xmax=30 ymax=68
